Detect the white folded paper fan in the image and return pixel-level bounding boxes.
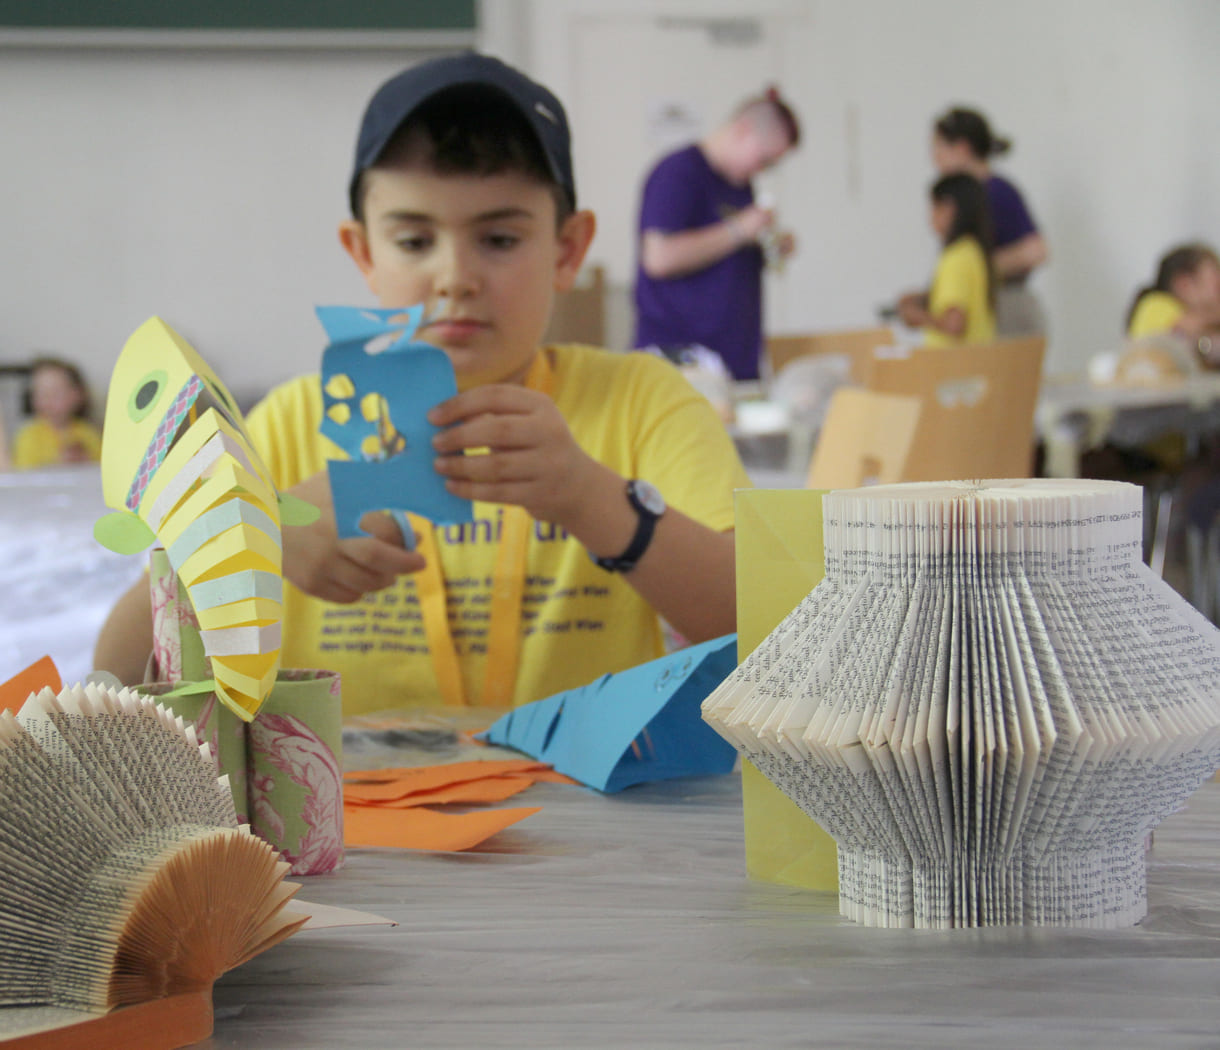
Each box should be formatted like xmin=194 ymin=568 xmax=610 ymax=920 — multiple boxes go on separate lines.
xmin=703 ymin=479 xmax=1220 ymax=929
xmin=0 ymin=683 xmax=305 ymax=1013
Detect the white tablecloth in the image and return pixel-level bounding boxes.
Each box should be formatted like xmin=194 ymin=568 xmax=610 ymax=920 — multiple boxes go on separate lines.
xmin=0 ymin=467 xmax=144 ymax=687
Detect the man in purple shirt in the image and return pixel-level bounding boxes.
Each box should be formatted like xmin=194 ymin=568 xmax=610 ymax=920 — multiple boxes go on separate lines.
xmin=633 ymin=89 xmax=801 ymax=382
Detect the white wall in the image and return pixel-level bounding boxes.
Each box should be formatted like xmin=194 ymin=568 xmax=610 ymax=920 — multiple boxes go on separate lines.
xmin=1 ymin=1 xmax=1216 ymax=415
xmin=0 ymin=42 xmax=448 ymax=409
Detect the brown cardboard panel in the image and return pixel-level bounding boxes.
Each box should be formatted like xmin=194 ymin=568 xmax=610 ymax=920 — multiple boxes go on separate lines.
xmin=864 ymin=336 xmax=1046 ymax=481
xmin=766 ymin=326 xmax=895 ymax=380
xmin=806 ymin=387 xmax=922 ymax=489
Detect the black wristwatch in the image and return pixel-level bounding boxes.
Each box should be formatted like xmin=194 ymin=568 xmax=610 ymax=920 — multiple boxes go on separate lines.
xmin=593 ymin=480 xmax=666 ymax=573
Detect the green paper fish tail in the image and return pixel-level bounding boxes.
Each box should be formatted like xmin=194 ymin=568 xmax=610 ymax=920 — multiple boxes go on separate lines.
xmin=93 ymin=510 xmax=156 ymax=554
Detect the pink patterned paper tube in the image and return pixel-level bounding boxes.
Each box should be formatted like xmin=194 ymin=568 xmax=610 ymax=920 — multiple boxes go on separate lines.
xmin=247 ymin=670 xmax=345 ymax=876
xmin=148 ymin=547 xmax=211 ymax=684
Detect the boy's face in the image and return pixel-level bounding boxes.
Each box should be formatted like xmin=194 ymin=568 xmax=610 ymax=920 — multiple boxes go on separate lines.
xmin=339 ymin=154 xmax=594 ymax=391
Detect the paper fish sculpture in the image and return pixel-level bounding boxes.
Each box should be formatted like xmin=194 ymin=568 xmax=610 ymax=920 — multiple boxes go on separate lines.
xmin=94 ymin=317 xmax=316 ymax=721
xmin=317 ymin=305 xmax=473 ymax=542
xmin=478 ymin=635 xmax=739 ymax=793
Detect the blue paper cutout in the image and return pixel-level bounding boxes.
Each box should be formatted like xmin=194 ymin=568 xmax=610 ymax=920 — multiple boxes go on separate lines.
xmin=317 ymin=305 xmax=473 ymax=542
xmin=477 ymin=635 xmax=739 ymax=793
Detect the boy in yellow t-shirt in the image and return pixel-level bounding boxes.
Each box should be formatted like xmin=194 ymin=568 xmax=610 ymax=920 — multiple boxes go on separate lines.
xmin=896 ymin=173 xmax=996 ymax=348
xmin=96 ymin=53 xmax=750 ymax=714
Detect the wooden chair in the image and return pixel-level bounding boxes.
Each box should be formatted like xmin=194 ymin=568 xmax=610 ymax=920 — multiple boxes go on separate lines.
xmin=806 ymin=388 xmax=922 ymax=489
xmin=863 ymin=336 xmax=1046 ymax=481
xmin=766 ymin=326 xmax=895 ymax=383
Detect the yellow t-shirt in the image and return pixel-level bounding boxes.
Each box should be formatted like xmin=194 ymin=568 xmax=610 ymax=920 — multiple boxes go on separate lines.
xmin=244 ymin=344 xmax=752 ymax=715
xmin=12 ymin=418 xmax=102 ymax=469
xmin=1127 ymin=291 xmax=1185 ymax=339
xmin=924 ymin=237 xmax=996 ymax=348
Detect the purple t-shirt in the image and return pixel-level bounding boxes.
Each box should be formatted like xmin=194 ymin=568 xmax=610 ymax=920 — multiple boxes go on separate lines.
xmin=633 ymin=145 xmax=764 ymax=381
xmin=986 ymin=174 xmax=1038 ymax=250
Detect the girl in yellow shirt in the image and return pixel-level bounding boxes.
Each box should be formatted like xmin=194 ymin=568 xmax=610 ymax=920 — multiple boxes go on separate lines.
xmin=1125 ymin=244 xmax=1220 ymax=363
xmin=12 ymin=357 xmax=103 ymax=470
xmin=896 ymin=173 xmax=997 ymax=348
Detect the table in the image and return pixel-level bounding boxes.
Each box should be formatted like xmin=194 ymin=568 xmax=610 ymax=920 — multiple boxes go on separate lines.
xmin=207 ymin=772 xmax=1220 ymax=1049
xmin=0 ymin=466 xmax=144 ymax=686
xmin=1037 ymin=372 xmax=1220 ymax=478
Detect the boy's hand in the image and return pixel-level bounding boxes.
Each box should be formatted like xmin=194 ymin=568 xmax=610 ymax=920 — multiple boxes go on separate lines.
xmin=281 ymin=470 xmax=425 ymax=604
xmin=428 ymin=384 xmax=597 ymax=526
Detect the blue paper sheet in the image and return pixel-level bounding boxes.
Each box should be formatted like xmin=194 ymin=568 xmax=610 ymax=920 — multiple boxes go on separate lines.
xmin=478 ymin=635 xmax=739 ymax=793
xmin=317 ymin=305 xmax=473 ymax=541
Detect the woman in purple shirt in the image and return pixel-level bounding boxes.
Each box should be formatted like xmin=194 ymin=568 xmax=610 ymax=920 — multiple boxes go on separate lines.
xmin=932 ymin=107 xmax=1049 ymax=338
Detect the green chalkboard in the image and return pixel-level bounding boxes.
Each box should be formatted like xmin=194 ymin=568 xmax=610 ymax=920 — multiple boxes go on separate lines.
xmin=0 ymin=1 xmax=475 ymax=32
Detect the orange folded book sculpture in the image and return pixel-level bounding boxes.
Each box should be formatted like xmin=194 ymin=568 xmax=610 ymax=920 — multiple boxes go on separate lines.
xmin=0 ymin=679 xmax=306 ymax=1048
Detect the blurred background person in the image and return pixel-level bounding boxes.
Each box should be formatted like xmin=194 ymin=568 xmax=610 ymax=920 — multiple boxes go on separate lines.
xmin=896 ymin=173 xmax=996 ymax=348
xmin=13 ymin=356 xmax=102 ymax=470
xmin=932 ymin=106 xmax=1047 ymax=338
xmin=632 ymin=87 xmax=800 ymax=383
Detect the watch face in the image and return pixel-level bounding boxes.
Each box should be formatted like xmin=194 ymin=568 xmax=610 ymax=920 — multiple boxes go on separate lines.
xmin=631 ymin=480 xmax=666 ymax=516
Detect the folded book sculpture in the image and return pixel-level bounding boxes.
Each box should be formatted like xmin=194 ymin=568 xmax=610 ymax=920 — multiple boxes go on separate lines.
xmin=703 ymin=479 xmax=1220 ymax=928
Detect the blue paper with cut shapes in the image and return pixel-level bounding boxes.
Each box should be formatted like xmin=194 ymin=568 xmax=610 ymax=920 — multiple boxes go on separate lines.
xmin=317 ymin=305 xmax=473 ymax=542
xmin=477 ymin=634 xmax=739 ymax=793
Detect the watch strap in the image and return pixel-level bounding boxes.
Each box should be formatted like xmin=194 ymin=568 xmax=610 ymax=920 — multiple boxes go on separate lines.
xmin=593 ymin=481 xmax=663 ymax=573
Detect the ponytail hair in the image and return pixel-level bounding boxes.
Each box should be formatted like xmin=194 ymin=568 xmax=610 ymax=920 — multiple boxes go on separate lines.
xmin=934 ymin=107 xmax=1011 ymax=160
xmin=1125 ymin=242 xmax=1220 ymax=332
xmin=931 ymin=173 xmax=995 ymax=305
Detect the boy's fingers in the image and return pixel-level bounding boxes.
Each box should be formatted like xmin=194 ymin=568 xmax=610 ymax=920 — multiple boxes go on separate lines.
xmin=432 ymin=414 xmax=536 ymax=454
xmin=358 ymin=509 xmax=413 ymax=547
xmin=434 ymin=449 xmax=534 ymax=484
xmin=428 ymin=384 xmax=537 ymax=425
xmin=343 ymin=535 xmax=424 ymax=578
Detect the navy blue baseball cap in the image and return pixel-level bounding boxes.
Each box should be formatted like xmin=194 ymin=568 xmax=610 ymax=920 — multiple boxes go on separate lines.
xmin=348 ymin=51 xmax=576 ymax=216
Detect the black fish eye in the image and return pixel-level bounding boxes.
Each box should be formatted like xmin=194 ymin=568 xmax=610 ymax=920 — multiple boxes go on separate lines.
xmin=128 ymin=370 xmax=167 ymax=422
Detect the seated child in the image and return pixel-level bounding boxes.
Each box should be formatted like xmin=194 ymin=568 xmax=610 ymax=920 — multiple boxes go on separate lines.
xmin=95 ymin=52 xmax=751 ymax=715
xmin=13 ymin=356 xmax=103 ymax=470
xmin=896 ymin=173 xmax=997 ymax=348
xmin=1126 ymin=243 xmax=1220 ymax=366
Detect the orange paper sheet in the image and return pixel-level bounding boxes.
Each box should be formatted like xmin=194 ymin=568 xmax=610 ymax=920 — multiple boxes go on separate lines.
xmin=344 ymin=773 xmax=539 ymax=808
xmin=343 ymin=803 xmax=541 ymax=852
xmin=341 ymin=758 xmax=575 ymax=851
xmin=0 ymin=656 xmax=61 ymax=715
xmin=343 ymin=758 xmax=555 ymax=791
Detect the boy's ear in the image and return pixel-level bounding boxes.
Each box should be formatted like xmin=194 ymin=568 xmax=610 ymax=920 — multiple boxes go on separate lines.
xmin=338 ymin=220 xmax=378 ymax=295
xmin=554 ymin=210 xmax=597 ymax=293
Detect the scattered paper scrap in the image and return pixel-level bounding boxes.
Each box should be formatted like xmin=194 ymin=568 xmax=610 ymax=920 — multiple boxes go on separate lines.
xmin=343 ymin=804 xmax=541 ymax=853
xmin=0 ymin=656 xmax=61 ymax=715
xmin=477 ymin=635 xmax=739 ymax=792
xmin=342 ymin=759 xmax=571 ymax=851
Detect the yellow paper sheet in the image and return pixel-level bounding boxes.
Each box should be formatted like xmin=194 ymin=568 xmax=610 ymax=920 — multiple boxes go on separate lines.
xmin=735 ymin=488 xmax=839 ymax=892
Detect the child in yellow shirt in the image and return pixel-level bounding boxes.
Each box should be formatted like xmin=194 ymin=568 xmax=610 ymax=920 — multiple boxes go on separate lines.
xmin=95 ymin=53 xmax=749 ymax=714
xmin=1126 ymin=243 xmax=1220 ymax=363
xmin=13 ymin=357 xmax=103 ymax=470
xmin=896 ymin=173 xmax=997 ymax=348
